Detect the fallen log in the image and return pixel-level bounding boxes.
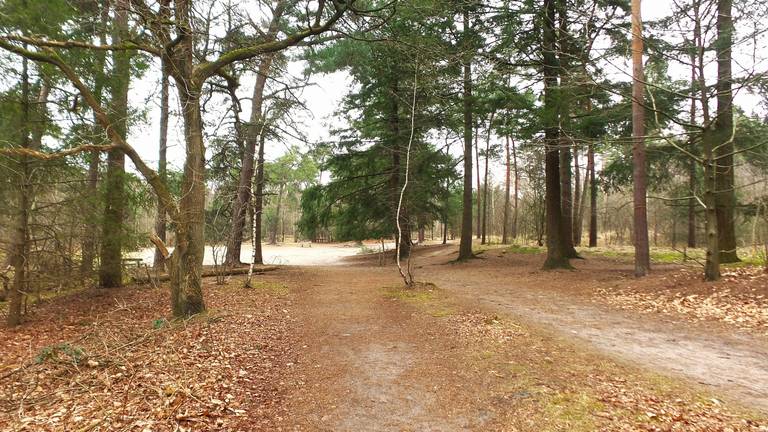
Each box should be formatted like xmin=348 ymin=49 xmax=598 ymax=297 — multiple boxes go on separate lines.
xmin=132 ymin=265 xmax=279 ymax=285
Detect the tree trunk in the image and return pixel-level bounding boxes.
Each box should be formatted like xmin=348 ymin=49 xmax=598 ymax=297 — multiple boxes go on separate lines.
xmin=542 ymin=0 xmax=570 ymax=269
xmin=475 ymin=120 xmax=481 ymax=240
xmin=252 ymin=131 xmax=267 ymax=265
xmin=703 ymin=130 xmax=720 ymax=280
xmin=153 ymin=60 xmax=170 ymax=269
xmin=99 ymin=0 xmax=131 ymax=288
xmin=269 ymin=183 xmax=285 ymax=245
xmin=573 ymin=146 xmax=582 ymax=245
xmin=169 ymin=90 xmax=207 ymax=316
xmin=7 ymin=56 xmax=32 ymax=326
xmin=81 ymin=0 xmax=109 ymax=276
xmin=502 ymin=133 xmax=511 ymax=244
xmin=714 ymin=0 xmax=739 ymax=263
xmin=588 ymin=143 xmax=597 ymax=247
xmin=458 ymin=8 xmax=475 ymax=261
xmin=687 ymin=56 xmax=697 ymax=249
xmin=512 ymin=135 xmax=519 ymax=239
xmin=631 ymin=0 xmax=650 ymax=277
xmin=225 ymin=53 xmax=276 ymax=265
xmin=481 ymin=112 xmax=494 ymax=244
xmin=558 ymin=2 xmax=578 ymax=258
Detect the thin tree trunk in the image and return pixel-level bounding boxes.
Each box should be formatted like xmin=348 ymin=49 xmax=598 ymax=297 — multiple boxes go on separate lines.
xmin=558 ymin=2 xmax=578 ymax=258
xmin=481 ymin=112 xmax=494 ymax=245
xmin=588 ymin=143 xmax=597 ymax=247
xmin=693 ymin=0 xmax=718 ymax=279
xmin=687 ymin=53 xmax=697 ymax=249
xmin=512 ymin=135 xmax=519 ymax=239
xmin=226 ymin=54 xmax=277 ymax=265
xmin=475 ymin=120 xmax=481 ymax=240
xmin=99 ymin=0 xmax=131 ymax=288
xmin=502 ymin=133 xmax=511 ymax=244
xmin=153 ymin=60 xmax=170 ymax=269
xmin=225 ymin=2 xmax=285 ymax=265
xmin=631 ymin=0 xmax=650 ymax=277
xmin=81 ymin=0 xmax=109 ymax=276
xmin=252 ymin=131 xmax=267 ymax=265
xmin=269 ymin=183 xmax=284 ymax=245
xmin=573 ymin=146 xmax=582 ymax=245
xmin=458 ymin=8 xmax=474 ymax=261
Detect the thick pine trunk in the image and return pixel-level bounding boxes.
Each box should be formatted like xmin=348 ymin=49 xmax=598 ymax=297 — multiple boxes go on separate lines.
xmin=714 ymin=0 xmax=739 ymax=263
xmin=542 ymin=0 xmax=570 ymax=269
xmin=631 ymin=0 xmax=650 ymax=277
xmin=458 ymin=9 xmax=475 ymax=261
xmin=7 ymin=57 xmax=31 ymax=326
xmin=99 ymin=0 xmax=130 ymax=288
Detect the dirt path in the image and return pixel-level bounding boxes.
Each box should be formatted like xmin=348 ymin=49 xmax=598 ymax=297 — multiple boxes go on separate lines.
xmin=415 ymin=245 xmax=768 ymax=412
xmin=271 ymin=249 xmax=767 ymax=430
xmin=277 ymin=265 xmax=488 ymax=431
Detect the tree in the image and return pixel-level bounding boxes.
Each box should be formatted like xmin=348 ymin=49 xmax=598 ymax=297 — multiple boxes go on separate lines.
xmin=458 ymin=4 xmax=476 ymax=261
xmin=0 ymin=0 xmax=357 ymax=317
xmin=713 ymin=0 xmax=739 ymax=263
xmin=631 ymin=0 xmax=650 ymax=277
xmin=541 ymin=0 xmax=570 ymax=269
xmin=98 ymin=0 xmax=131 ymax=288
xmin=225 ymin=1 xmax=286 ymax=266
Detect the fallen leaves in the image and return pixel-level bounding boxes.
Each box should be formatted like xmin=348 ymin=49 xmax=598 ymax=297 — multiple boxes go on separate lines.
xmin=0 ymin=277 xmax=298 ymax=431
xmin=597 ymin=267 xmax=768 ymax=335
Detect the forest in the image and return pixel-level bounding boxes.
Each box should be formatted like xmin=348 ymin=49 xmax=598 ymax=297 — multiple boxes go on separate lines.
xmin=1 ymin=0 xmax=768 ymax=430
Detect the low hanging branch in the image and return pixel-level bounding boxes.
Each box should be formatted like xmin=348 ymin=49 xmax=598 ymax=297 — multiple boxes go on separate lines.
xmin=396 ymin=59 xmax=419 ymax=287
xmin=0 ymin=144 xmax=118 ymax=160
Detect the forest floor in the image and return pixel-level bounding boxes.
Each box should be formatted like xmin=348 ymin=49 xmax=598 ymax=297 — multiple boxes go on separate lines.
xmin=1 ymin=243 xmax=768 ymax=431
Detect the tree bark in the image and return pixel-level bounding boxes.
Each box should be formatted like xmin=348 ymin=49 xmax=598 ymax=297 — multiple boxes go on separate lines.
xmin=631 ymin=0 xmax=650 ymax=277
xmin=225 ymin=53 xmax=277 ymax=264
xmin=81 ymin=0 xmax=109 ymax=276
xmin=687 ymin=53 xmax=697 ymax=249
xmin=252 ymin=131 xmax=267 ymax=265
xmin=458 ymin=8 xmax=475 ymax=261
xmin=512 ymin=135 xmax=519 ymax=239
xmin=153 ymin=60 xmax=170 ymax=269
xmin=7 ymin=56 xmax=32 ymax=326
xmin=573 ymin=146 xmax=582 ymax=245
xmin=714 ymin=0 xmax=739 ymax=263
xmin=269 ymin=183 xmax=285 ymax=245
xmin=475 ymin=120 xmax=481 ymax=240
xmin=542 ymin=0 xmax=570 ymax=269
xmin=588 ymin=143 xmax=598 ymax=247
xmin=481 ymin=112 xmax=494 ymax=244
xmin=99 ymin=0 xmax=131 ymax=288
xmin=502 ymin=133 xmax=511 ymax=244
xmin=558 ymin=1 xmax=578 ymax=259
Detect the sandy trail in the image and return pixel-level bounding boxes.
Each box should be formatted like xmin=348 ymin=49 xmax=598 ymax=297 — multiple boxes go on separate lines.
xmin=415 ymin=244 xmax=768 ymax=412
xmin=129 ymin=242 xmax=393 ymax=266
